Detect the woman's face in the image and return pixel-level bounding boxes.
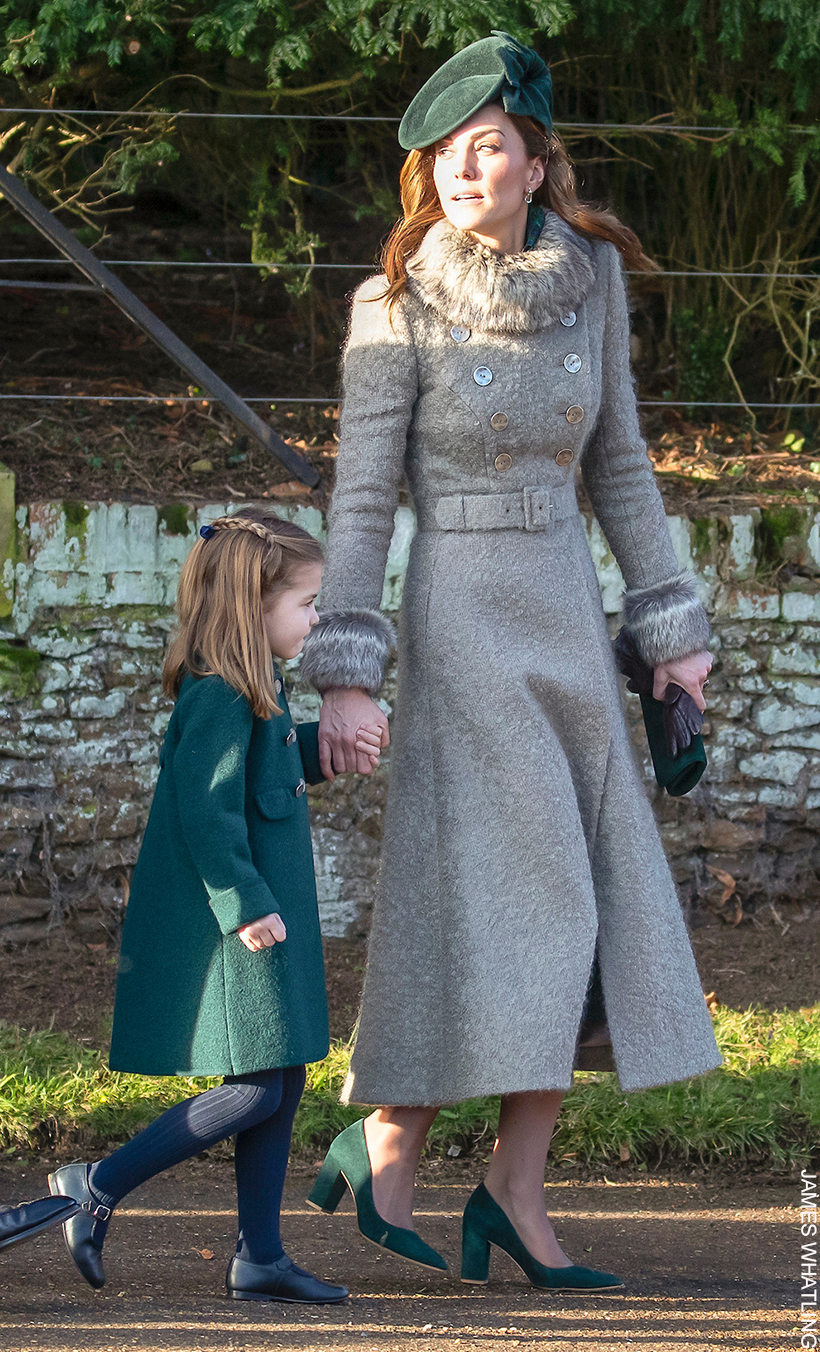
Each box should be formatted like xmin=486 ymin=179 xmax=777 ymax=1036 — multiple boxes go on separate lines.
xmin=432 ymin=105 xmax=545 ymax=249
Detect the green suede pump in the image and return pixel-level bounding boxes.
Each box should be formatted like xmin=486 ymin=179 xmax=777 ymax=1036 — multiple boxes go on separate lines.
xmin=461 ymin=1184 xmax=623 ymax=1290
xmin=307 ymin=1119 xmax=448 ymax=1272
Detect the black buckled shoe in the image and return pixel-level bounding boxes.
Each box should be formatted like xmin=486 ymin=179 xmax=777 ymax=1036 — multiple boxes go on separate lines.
xmin=227 ymin=1254 xmax=349 ymax=1304
xmin=48 ymin=1163 xmax=111 ymax=1289
xmin=0 ymin=1196 xmax=80 ymax=1251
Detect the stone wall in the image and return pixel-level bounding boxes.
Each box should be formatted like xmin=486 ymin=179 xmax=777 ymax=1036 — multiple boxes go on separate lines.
xmin=1 ymin=493 xmax=819 ymax=946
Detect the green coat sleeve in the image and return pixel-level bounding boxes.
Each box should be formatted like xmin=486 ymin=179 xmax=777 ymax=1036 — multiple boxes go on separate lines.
xmin=172 ymin=678 xmax=278 ymax=935
xmin=296 ymin=721 xmax=325 ymax=786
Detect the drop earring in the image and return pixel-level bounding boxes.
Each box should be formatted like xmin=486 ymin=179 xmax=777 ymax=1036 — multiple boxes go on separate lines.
xmin=524 ymin=188 xmax=533 ymax=204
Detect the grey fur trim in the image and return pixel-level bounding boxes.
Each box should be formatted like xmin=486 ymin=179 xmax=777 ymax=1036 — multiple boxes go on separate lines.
xmin=298 ymin=609 xmax=396 ymax=694
xmin=623 ymin=571 xmax=712 ymax=667
xmin=405 ymin=212 xmax=596 ymax=335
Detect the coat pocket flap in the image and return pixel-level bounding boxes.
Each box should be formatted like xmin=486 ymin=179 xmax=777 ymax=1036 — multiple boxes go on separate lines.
xmin=254 ymin=788 xmax=298 ymax=820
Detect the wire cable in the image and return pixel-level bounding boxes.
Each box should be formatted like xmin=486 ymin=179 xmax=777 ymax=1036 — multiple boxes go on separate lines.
xmin=0 ymin=259 xmax=816 ymax=280
xmin=0 ymin=108 xmax=817 ymax=135
xmin=0 ymin=393 xmax=815 ymax=409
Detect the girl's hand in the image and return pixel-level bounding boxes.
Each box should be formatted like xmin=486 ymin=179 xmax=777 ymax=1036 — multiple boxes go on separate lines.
xmin=356 ymin=724 xmax=383 ymax=769
xmin=653 ymin=650 xmax=713 ymax=714
xmin=237 ymin=912 xmax=287 ymax=952
xmin=319 ymin=688 xmax=390 ymax=780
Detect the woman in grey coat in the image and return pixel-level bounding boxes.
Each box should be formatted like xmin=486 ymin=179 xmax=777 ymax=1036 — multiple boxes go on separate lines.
xmin=301 ymin=33 xmax=720 ymax=1288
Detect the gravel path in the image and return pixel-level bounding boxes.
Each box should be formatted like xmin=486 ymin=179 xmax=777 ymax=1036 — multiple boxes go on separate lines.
xmin=0 ymin=1161 xmax=797 ymax=1352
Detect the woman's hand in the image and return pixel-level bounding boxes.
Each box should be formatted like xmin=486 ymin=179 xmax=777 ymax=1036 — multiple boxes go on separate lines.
xmin=653 ymin=650 xmax=713 ymax=714
xmin=319 ymin=687 xmax=390 ymax=780
xmin=237 ymin=912 xmax=287 ymax=952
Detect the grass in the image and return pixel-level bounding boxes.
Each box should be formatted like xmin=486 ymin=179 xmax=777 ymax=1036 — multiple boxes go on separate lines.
xmin=1 ymin=1006 xmax=818 ymax=1169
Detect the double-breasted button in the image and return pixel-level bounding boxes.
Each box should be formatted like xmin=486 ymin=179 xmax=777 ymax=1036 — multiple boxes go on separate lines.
xmin=285 ymin=728 xmax=297 ymax=746
xmin=295 ymin=778 xmax=306 ymax=797
xmin=563 ymin=353 xmax=582 ymax=374
xmin=560 ymin=311 xmax=577 ymax=327
xmin=494 ymin=453 xmax=513 ymax=472
xmin=490 ymin=411 xmax=509 ymax=431
xmin=473 ymin=366 xmax=493 ymax=386
xmin=555 ymin=448 xmax=575 ymax=467
xmin=566 ymin=405 xmax=585 ymax=424
xmin=450 ymin=325 xmax=471 ymax=342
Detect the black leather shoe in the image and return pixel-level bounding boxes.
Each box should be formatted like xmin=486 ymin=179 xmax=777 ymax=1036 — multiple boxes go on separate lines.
xmin=0 ymin=1196 xmax=80 ymax=1251
xmin=227 ymin=1254 xmax=349 ymax=1304
xmin=48 ymin=1163 xmax=111 ymax=1289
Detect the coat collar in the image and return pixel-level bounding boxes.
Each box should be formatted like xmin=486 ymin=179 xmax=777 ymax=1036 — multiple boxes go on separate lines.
xmin=405 ymin=211 xmax=596 ymax=335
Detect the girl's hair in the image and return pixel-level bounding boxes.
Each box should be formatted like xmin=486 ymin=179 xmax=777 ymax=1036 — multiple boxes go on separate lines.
xmin=379 ymin=111 xmax=657 ymax=309
xmin=162 ymin=508 xmax=323 ymax=719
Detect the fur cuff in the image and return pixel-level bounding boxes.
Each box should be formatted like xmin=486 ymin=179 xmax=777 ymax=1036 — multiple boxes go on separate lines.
xmin=622 ymin=571 xmax=712 ymax=667
xmin=298 ymin=610 xmax=396 ymax=694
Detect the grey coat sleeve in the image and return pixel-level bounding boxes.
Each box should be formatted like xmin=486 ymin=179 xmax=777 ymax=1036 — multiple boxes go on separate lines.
xmin=299 ymin=276 xmax=418 ymax=693
xmin=581 ymin=244 xmax=711 ymax=667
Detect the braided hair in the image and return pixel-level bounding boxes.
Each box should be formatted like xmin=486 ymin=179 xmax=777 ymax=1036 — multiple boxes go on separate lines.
xmin=163 ymin=507 xmax=323 ymax=717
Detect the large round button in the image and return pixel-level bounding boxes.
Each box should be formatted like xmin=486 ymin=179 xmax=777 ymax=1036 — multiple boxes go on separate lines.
xmin=566 ymin=405 xmax=585 ymax=424
xmin=490 ymin=411 xmax=509 ymax=431
xmin=473 ymin=366 xmax=493 ymax=386
xmin=560 ymin=311 xmax=577 ymax=327
xmin=295 ymin=778 xmax=306 ymax=797
xmin=555 ymin=448 xmax=575 ymax=466
xmin=285 ymin=728 xmax=297 ymax=746
xmin=563 ymin=353 xmax=582 ymax=374
xmin=494 ymin=453 xmax=513 ymax=472
xmin=450 ymin=325 xmax=471 ymax=342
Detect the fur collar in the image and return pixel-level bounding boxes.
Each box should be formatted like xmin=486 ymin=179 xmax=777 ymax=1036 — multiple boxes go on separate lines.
xmin=405 ymin=211 xmax=597 ymax=335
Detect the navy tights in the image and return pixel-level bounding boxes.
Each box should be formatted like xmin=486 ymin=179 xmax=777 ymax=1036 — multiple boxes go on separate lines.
xmin=89 ymin=1065 xmax=306 ymax=1265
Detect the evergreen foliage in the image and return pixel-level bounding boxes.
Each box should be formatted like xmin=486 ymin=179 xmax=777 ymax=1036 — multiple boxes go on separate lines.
xmin=0 ymin=0 xmax=817 ymax=407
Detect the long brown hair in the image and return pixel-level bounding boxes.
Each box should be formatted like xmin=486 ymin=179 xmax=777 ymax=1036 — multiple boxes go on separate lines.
xmin=380 ymin=111 xmax=657 ymax=308
xmin=162 ymin=508 xmax=323 ymax=718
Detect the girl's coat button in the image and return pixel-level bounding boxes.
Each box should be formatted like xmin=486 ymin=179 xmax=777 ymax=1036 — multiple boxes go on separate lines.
xmin=295 ymin=779 xmax=306 ymax=796
xmin=285 ymin=728 xmax=297 ymax=745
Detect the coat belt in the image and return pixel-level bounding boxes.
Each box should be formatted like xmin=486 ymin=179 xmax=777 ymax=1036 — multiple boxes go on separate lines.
xmin=424 ymin=485 xmax=579 ymax=533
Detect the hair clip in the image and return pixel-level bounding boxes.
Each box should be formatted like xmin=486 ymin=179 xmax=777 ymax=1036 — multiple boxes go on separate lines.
xmin=199 ymin=524 xmax=216 ymax=540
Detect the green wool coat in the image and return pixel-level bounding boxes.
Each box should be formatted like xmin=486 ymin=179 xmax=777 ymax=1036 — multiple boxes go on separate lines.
xmin=108 ymin=672 xmax=329 ymax=1077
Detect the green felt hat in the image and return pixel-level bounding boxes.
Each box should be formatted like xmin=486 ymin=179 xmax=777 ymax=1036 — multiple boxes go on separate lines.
xmin=398 ymin=30 xmax=552 ymax=151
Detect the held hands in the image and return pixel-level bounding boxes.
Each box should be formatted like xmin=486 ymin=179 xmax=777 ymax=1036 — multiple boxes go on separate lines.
xmin=319 ymin=687 xmax=390 ymax=781
xmin=653 ymin=650 xmax=713 ymax=714
xmin=237 ymin=912 xmax=287 ymax=952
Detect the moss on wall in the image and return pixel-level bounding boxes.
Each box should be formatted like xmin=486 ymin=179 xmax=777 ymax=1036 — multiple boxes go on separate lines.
xmin=0 ymin=641 xmax=41 ymax=697
xmin=157 ymin=504 xmax=192 ymax=536
xmin=755 ymin=507 xmax=807 ymax=576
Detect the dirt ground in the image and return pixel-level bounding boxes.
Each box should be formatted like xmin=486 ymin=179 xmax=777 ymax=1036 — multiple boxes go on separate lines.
xmin=0 ymin=1159 xmax=798 ymax=1352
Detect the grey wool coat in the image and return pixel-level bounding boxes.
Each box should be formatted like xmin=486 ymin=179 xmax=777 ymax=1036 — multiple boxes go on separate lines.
xmin=300 ymin=211 xmax=721 ymax=1105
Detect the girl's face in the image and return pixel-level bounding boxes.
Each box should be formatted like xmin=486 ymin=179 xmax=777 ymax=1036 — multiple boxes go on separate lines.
xmin=432 ymin=105 xmax=545 ymax=250
xmin=263 ymin=562 xmax=322 ymax=661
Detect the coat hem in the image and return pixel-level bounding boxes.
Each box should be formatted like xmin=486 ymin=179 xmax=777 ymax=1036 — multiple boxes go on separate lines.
xmin=108 ymin=1043 xmax=330 ymax=1079
xmin=340 ymin=1049 xmax=722 ymax=1105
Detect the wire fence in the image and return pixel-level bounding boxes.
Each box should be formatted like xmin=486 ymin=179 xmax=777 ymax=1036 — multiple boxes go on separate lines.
xmin=0 ymin=104 xmax=817 ymax=415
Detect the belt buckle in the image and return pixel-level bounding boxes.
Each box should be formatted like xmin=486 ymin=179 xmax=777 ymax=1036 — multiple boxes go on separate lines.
xmin=523 ymin=487 xmax=552 ymax=531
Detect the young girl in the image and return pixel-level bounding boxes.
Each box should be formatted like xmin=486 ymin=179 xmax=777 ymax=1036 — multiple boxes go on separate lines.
xmin=47 ymin=509 xmax=380 ymax=1304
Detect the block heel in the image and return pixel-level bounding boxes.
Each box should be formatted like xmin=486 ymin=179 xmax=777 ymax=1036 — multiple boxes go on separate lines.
xmin=460 ymin=1218 xmax=491 ymax=1284
xmin=460 ymin=1183 xmax=624 ymax=1292
xmin=306 ymin=1119 xmax=447 ymax=1272
xmin=306 ymin=1160 xmax=348 ymax=1214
